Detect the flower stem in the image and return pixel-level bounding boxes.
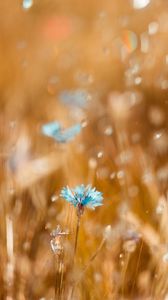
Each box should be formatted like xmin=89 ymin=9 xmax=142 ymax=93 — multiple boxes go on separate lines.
xmin=70 ymin=237 xmax=106 ymax=298
xmin=54 ymin=251 xmax=64 ymax=300
xmin=68 ymin=214 xmax=81 ymax=300
xmin=74 ymin=214 xmax=80 ymax=259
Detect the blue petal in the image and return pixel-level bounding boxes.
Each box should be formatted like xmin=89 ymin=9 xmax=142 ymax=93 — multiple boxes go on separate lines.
xmin=61 ymin=184 xmax=103 ymax=209
xmin=82 ymin=187 xmax=103 ymax=208
xmin=55 ymin=124 xmax=81 ymax=143
xmin=42 ymin=122 xmax=81 ymax=143
xmin=73 ymin=184 xmax=85 ymax=198
xmin=60 ymin=186 xmax=78 ymax=206
xmin=41 ymin=122 xmax=61 ymax=138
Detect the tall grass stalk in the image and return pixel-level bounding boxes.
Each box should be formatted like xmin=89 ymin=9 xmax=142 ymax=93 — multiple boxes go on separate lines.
xmin=70 ymin=236 xmax=106 ymax=298
xmin=54 ymin=250 xmax=64 ymax=300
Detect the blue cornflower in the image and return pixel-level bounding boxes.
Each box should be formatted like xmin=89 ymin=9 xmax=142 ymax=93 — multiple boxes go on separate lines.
xmin=41 ymin=121 xmax=81 ymax=143
xmin=60 ymin=184 xmax=103 ymax=214
xmin=59 ymin=89 xmax=89 ymax=108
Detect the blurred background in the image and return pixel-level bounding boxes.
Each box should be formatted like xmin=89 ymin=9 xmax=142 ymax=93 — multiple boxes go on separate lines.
xmin=0 ymin=0 xmax=168 ymax=299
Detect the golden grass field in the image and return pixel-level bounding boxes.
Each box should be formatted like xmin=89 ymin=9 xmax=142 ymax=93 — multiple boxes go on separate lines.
xmin=0 ymin=0 xmax=168 ymax=299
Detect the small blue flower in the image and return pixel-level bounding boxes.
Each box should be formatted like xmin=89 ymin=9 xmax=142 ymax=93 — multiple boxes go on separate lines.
xmin=41 ymin=121 xmax=81 ymax=143
xmin=59 ymin=89 xmax=89 ymax=108
xmin=60 ymin=184 xmax=103 ymax=211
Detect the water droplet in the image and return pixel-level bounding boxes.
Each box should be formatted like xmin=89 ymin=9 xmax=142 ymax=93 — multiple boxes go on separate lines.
xmin=110 ymin=172 xmax=116 ymax=179
xmin=22 ymin=0 xmax=33 ymax=10
xmin=148 ymin=22 xmax=159 ymax=35
xmin=81 ymin=120 xmax=88 ymax=128
xmin=45 ymin=223 xmax=51 ymax=230
xmin=51 ymin=194 xmax=58 ymax=202
xmin=104 ymin=126 xmax=113 ymax=136
xmin=163 ymin=252 xmax=168 ymax=263
xmin=135 ymin=76 xmax=142 ymax=85
xmin=133 ymin=0 xmax=150 ymax=10
xmin=156 ymin=196 xmax=166 ymax=215
xmin=153 ymin=132 xmax=162 ymax=140
xmin=117 ymin=170 xmax=125 ymax=179
xmin=152 ymin=131 xmax=168 ymax=154
xmin=97 ymin=151 xmax=103 ymax=159
xmin=88 ymin=158 xmax=97 ymax=169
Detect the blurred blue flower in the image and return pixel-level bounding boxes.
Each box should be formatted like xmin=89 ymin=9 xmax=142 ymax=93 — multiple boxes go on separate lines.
xmin=41 ymin=121 xmax=81 ymax=143
xmin=59 ymin=89 xmax=89 ymax=108
xmin=60 ymin=184 xmax=103 ymax=210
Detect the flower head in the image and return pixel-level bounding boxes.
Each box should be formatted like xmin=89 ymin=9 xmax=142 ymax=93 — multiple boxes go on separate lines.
xmin=50 ymin=225 xmax=69 ymax=254
xmin=41 ymin=121 xmax=81 ymax=143
xmin=60 ymin=184 xmax=103 ymax=214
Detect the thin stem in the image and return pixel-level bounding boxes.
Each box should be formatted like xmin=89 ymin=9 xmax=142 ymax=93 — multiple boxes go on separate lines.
xmin=68 ymin=214 xmax=81 ymax=300
xmin=54 ymin=255 xmax=59 ymax=300
xmin=70 ymin=237 xmax=106 ymax=297
xmin=74 ymin=214 xmax=80 ymax=260
xmin=54 ymin=251 xmax=64 ymax=300
xmin=130 ymin=240 xmax=143 ymax=297
xmin=59 ymin=251 xmax=65 ymax=300
xmin=83 ymin=238 xmax=105 ymax=272
xmin=121 ymin=252 xmax=130 ymax=299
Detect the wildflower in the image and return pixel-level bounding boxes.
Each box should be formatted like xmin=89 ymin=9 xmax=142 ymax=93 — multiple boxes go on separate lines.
xmin=60 ymin=184 xmax=103 ymax=215
xmin=59 ymin=89 xmax=89 ymax=108
xmin=41 ymin=121 xmax=81 ymax=143
xmin=50 ymin=225 xmax=69 ymax=254
xmin=50 ymin=225 xmax=69 ymax=237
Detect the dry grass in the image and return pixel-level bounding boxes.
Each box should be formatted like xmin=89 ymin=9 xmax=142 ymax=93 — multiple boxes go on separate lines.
xmin=0 ymin=0 xmax=168 ymax=299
